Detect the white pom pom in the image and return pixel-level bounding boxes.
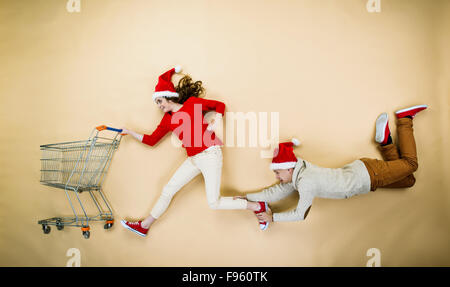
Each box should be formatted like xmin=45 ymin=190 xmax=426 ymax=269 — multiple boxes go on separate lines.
xmin=291 ymin=138 xmax=300 ymax=146
xmin=174 ymin=65 xmax=182 ymax=73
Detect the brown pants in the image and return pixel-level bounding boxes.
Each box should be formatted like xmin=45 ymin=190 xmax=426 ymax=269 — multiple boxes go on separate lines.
xmin=361 ymin=118 xmax=418 ymax=191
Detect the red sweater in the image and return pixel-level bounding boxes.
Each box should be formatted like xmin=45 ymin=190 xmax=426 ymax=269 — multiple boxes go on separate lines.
xmin=142 ymin=97 xmax=225 ymax=157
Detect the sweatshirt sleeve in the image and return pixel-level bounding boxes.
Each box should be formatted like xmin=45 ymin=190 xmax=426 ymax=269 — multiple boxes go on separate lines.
xmin=191 ymin=97 xmax=226 ymax=115
xmin=142 ymin=115 xmax=170 ymax=146
xmin=246 ymin=183 xmax=296 ymax=203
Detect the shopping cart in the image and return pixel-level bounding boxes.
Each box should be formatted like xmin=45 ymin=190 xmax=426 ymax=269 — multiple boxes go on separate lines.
xmin=38 ymin=125 xmax=125 ymax=239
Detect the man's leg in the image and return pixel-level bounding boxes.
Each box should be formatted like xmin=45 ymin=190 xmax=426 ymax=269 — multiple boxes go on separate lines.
xmin=377 ymin=143 xmax=416 ymax=188
xmin=362 ymin=106 xmax=426 ymax=190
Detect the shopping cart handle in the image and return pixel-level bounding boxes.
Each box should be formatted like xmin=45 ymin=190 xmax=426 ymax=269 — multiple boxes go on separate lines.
xmin=96 ymin=125 xmax=124 ymax=133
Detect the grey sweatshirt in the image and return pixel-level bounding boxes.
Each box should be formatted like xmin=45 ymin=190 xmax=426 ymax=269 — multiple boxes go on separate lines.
xmin=246 ymin=158 xmax=371 ymax=222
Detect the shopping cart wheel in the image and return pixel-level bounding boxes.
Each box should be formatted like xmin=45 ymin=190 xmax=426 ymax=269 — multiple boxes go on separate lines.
xmin=82 ymin=231 xmax=90 ymax=239
xmin=104 ymin=220 xmax=114 ymax=229
xmin=42 ymin=224 xmax=51 ymax=234
xmin=56 ymin=219 xmax=64 ymax=231
xmin=81 ymin=226 xmax=90 ymax=239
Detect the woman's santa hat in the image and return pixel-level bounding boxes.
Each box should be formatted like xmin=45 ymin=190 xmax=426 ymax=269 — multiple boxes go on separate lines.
xmin=152 ymin=66 xmax=182 ymax=101
xmin=270 ymin=138 xmax=301 ymax=170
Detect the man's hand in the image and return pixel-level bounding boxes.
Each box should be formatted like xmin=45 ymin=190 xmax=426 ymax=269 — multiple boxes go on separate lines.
xmin=256 ymin=207 xmax=273 ymax=223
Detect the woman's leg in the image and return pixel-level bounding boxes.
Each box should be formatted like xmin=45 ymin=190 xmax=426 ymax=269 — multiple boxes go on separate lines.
xmin=193 ymin=147 xmax=248 ymax=210
xmin=142 ymin=157 xmax=201 ymax=228
xmin=362 ymin=117 xmax=418 ymax=191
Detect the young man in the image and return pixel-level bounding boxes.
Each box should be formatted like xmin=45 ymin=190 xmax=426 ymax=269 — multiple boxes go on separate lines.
xmin=242 ymin=105 xmax=427 ymax=227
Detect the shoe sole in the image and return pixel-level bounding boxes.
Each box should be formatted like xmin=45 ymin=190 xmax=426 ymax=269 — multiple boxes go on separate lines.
xmin=375 ymin=113 xmax=389 ymax=144
xmin=395 ymin=104 xmax=428 ymax=116
xmin=120 ymin=220 xmax=147 ymax=237
xmin=260 ymin=222 xmax=269 ymax=231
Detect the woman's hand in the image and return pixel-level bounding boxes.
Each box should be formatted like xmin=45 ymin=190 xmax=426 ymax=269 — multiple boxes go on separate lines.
xmin=207 ymin=113 xmax=223 ymax=131
xmin=121 ymin=127 xmax=130 ymax=135
xmin=121 ymin=127 xmax=143 ymax=142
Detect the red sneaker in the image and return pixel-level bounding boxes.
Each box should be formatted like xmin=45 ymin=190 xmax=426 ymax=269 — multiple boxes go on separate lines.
xmin=254 ymin=202 xmax=270 ymax=231
xmin=375 ymin=113 xmax=391 ymax=145
xmin=395 ymin=105 xmax=427 ymax=119
xmin=120 ymin=220 xmax=148 ymax=237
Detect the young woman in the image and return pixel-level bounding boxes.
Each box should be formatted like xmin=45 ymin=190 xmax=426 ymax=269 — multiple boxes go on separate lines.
xmin=120 ymin=66 xmax=265 ymax=237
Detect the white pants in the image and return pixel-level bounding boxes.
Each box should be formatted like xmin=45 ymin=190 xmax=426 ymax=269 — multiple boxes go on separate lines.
xmin=150 ymin=146 xmax=248 ymax=219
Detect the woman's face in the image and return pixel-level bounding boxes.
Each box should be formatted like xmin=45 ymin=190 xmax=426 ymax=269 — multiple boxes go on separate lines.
xmin=155 ymin=97 xmax=172 ymax=113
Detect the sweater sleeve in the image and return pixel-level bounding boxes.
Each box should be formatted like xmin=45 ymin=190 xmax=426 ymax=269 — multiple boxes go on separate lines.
xmin=272 ymin=182 xmax=314 ymax=222
xmin=142 ymin=115 xmax=170 ymax=146
xmin=191 ymin=97 xmax=226 ymax=115
xmin=272 ymin=192 xmax=314 ymax=222
xmin=246 ymin=183 xmax=296 ymax=203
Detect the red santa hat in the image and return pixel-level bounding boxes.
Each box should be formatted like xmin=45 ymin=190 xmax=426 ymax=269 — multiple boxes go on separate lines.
xmin=152 ymin=66 xmax=182 ymax=101
xmin=270 ymin=138 xmax=301 ymax=170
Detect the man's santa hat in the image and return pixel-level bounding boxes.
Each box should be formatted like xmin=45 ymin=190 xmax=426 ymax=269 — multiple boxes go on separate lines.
xmin=152 ymin=66 xmax=182 ymax=101
xmin=270 ymin=139 xmax=301 ymax=170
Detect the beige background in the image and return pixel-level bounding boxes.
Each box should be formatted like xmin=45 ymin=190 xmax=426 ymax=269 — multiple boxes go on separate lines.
xmin=0 ymin=0 xmax=449 ymax=267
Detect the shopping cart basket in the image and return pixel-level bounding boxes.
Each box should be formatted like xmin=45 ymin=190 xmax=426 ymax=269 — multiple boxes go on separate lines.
xmin=38 ymin=125 xmax=124 ymax=239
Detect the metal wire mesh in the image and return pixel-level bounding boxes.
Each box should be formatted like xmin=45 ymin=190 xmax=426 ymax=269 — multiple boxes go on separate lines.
xmin=40 ymin=137 xmax=120 ymax=191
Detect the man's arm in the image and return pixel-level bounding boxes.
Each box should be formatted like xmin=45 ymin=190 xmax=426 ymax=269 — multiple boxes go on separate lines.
xmin=256 ymin=203 xmax=312 ymax=223
xmin=272 ymin=191 xmax=314 ymax=222
xmin=246 ymin=183 xmax=296 ymax=203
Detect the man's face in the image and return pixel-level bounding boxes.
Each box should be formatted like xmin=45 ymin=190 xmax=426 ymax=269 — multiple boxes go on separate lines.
xmin=274 ymin=168 xmax=294 ymax=183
